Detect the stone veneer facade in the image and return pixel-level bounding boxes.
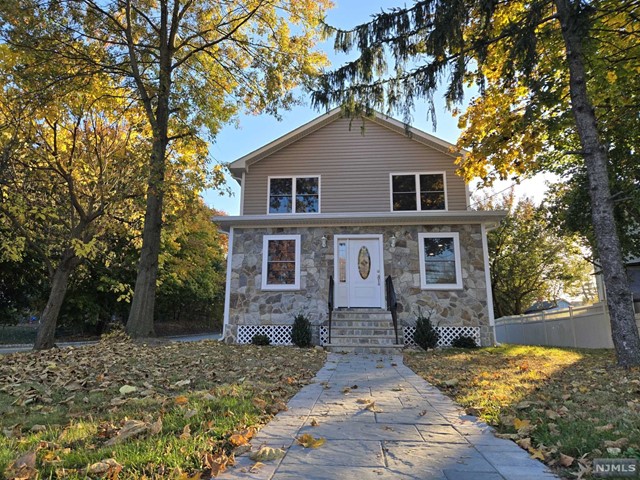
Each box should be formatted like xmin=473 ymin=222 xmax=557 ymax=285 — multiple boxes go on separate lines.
xmin=225 ymin=224 xmax=494 ymax=346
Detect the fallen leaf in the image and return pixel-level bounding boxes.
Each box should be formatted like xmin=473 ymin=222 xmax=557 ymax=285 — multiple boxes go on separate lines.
xmin=104 ymin=420 xmax=149 ymax=446
xmin=149 ymin=417 xmax=163 ymax=435
xmin=513 ymin=418 xmax=531 ymax=431
xmin=184 ymin=409 xmax=198 ymax=420
xmin=175 ymin=395 xmax=189 ymax=405
xmin=4 ymin=450 xmax=37 ymax=480
xmin=296 ymin=433 xmax=326 ymax=448
xmin=529 ymin=448 xmax=545 ymax=461
xmin=119 ymin=385 xmax=137 ymax=395
xmin=249 ymin=446 xmax=285 ymax=461
xmin=603 ymin=438 xmax=629 ymax=449
xmin=516 ymin=437 xmax=532 ymax=450
xmin=559 ymin=453 xmax=574 ymax=467
xmin=203 ymin=452 xmax=230 ymax=477
xmin=180 ymin=424 xmax=191 ymax=440
xmin=86 ymin=458 xmax=123 ymax=476
xmin=595 ymin=424 xmax=614 ymax=432
xmin=310 ymin=418 xmax=319 ymax=427
xmin=365 ymin=401 xmax=383 ymax=413
xmin=229 ymin=433 xmax=249 ymax=447
xmin=545 ymin=409 xmax=559 ymax=420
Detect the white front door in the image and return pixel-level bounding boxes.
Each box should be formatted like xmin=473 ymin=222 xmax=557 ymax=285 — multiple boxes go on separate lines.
xmin=335 ymin=236 xmax=384 ymax=308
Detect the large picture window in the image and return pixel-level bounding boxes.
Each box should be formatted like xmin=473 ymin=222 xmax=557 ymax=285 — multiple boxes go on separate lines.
xmin=391 ymin=173 xmax=446 ymax=211
xmin=418 ymin=232 xmax=462 ymax=289
xmin=268 ymin=176 xmax=319 ymax=214
xmin=261 ymin=235 xmax=301 ymax=290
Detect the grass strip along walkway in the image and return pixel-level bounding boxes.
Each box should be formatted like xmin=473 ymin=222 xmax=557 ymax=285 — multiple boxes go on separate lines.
xmin=405 ymin=345 xmax=640 ymax=479
xmin=0 ymin=333 xmax=325 ymax=479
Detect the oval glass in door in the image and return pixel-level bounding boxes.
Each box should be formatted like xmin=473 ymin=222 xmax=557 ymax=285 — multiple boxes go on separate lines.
xmin=358 ymin=246 xmax=371 ymax=279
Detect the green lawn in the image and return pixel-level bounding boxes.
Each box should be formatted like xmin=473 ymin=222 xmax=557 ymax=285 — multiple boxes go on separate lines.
xmin=405 ymin=345 xmax=640 ymax=479
xmin=0 ymin=334 xmax=325 ymax=479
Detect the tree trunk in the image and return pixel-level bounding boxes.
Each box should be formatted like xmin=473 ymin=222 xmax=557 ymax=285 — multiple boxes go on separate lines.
xmin=34 ymin=251 xmax=80 ymax=350
xmin=126 ymin=137 xmax=166 ymax=337
xmin=555 ymin=0 xmax=640 ymax=366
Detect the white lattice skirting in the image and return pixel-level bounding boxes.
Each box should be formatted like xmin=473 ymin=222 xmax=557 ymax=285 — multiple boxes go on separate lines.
xmin=237 ymin=324 xmax=479 ymax=346
xmin=237 ymin=325 xmax=293 ymax=345
xmin=403 ymin=326 xmax=480 ymax=347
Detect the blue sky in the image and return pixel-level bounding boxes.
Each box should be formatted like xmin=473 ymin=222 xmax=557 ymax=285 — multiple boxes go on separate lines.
xmin=202 ymin=0 xmax=552 ymax=215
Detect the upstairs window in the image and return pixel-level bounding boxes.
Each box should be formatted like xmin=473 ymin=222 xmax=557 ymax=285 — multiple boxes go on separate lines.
xmin=391 ymin=173 xmax=446 ymax=211
xmin=268 ymin=176 xmax=319 ymax=214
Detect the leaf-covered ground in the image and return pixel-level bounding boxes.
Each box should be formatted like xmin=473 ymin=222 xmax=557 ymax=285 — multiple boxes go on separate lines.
xmin=0 ymin=333 xmax=325 ymax=479
xmin=405 ymin=345 xmax=640 ymax=479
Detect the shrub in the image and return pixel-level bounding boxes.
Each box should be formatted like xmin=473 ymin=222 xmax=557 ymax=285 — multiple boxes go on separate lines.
xmin=413 ymin=309 xmax=439 ymax=350
xmin=251 ymin=333 xmax=270 ymax=346
xmin=451 ymin=334 xmax=479 ymax=349
xmin=291 ymin=313 xmax=312 ymax=347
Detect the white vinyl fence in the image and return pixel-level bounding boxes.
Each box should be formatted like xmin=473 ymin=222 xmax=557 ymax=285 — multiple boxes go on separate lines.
xmin=495 ymin=303 xmax=640 ymax=349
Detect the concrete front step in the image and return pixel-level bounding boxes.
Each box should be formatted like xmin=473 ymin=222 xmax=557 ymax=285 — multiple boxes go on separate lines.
xmin=330 ymin=328 xmax=396 ymax=336
xmin=325 ymin=344 xmax=404 ymax=354
xmin=332 ymin=312 xmax=392 ymax=320
xmin=327 ymin=309 xmax=400 ymax=353
xmin=329 ymin=324 xmax=396 ymax=332
xmin=330 ymin=334 xmax=398 ymax=345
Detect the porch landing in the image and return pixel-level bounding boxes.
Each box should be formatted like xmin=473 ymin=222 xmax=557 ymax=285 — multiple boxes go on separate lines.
xmin=218 ymin=353 xmax=559 ymax=480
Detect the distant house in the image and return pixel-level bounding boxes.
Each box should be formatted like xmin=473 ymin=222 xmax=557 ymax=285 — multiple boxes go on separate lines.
xmin=213 ymin=109 xmax=505 ymax=350
xmin=596 ymin=258 xmax=640 ymax=312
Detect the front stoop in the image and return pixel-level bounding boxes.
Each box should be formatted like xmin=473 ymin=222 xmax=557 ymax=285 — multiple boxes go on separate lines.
xmin=325 ymin=309 xmax=403 ymax=354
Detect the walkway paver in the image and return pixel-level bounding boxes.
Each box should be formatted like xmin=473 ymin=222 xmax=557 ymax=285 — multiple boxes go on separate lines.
xmin=219 ymin=353 xmax=559 ymax=480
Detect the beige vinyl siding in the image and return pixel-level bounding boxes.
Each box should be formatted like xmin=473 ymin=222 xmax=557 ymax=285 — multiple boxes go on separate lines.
xmin=243 ymin=117 xmax=468 ymax=214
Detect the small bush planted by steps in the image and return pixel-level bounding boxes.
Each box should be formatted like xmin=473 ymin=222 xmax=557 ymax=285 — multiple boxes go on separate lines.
xmin=291 ymin=313 xmax=312 ymax=347
xmin=413 ymin=308 xmax=439 ymax=350
xmin=451 ymin=334 xmax=478 ymax=349
xmin=251 ymin=333 xmax=271 ymax=346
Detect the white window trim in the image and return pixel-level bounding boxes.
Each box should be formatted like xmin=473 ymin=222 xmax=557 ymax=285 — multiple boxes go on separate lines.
xmin=389 ymin=172 xmax=448 ymax=212
xmin=267 ymin=176 xmax=321 ymax=214
xmin=418 ymin=232 xmax=463 ymax=290
xmin=261 ymin=234 xmax=301 ymax=290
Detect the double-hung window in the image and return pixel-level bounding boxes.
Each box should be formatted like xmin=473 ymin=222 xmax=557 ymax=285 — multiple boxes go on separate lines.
xmin=268 ymin=176 xmax=319 ymax=214
xmin=391 ymin=173 xmax=446 ymax=211
xmin=418 ymin=232 xmax=462 ymax=289
xmin=262 ymin=235 xmax=301 ymax=290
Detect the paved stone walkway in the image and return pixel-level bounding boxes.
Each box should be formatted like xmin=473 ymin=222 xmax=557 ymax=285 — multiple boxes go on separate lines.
xmin=219 ymin=353 xmax=559 ymax=480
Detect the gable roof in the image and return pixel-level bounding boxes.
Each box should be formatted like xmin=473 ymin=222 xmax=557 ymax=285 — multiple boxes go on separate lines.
xmin=228 ymin=108 xmax=462 ymax=181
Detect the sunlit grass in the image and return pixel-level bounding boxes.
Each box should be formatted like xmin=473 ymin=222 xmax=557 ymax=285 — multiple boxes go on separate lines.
xmin=405 ymin=345 xmax=640 ymax=478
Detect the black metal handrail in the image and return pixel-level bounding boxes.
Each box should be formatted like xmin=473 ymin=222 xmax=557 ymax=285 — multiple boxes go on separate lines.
xmin=328 ymin=275 xmax=334 ymax=344
xmin=385 ymin=275 xmax=399 ymax=344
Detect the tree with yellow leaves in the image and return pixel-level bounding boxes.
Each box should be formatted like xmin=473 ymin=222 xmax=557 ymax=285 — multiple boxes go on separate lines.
xmin=314 ymin=0 xmax=640 ymax=366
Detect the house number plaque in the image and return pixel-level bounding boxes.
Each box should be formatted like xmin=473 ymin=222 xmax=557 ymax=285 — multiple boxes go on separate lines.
xmin=358 ymin=246 xmax=371 ymax=279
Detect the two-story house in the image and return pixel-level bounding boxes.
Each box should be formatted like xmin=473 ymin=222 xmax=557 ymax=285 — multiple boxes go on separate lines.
xmin=214 ymin=109 xmax=505 ymax=350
